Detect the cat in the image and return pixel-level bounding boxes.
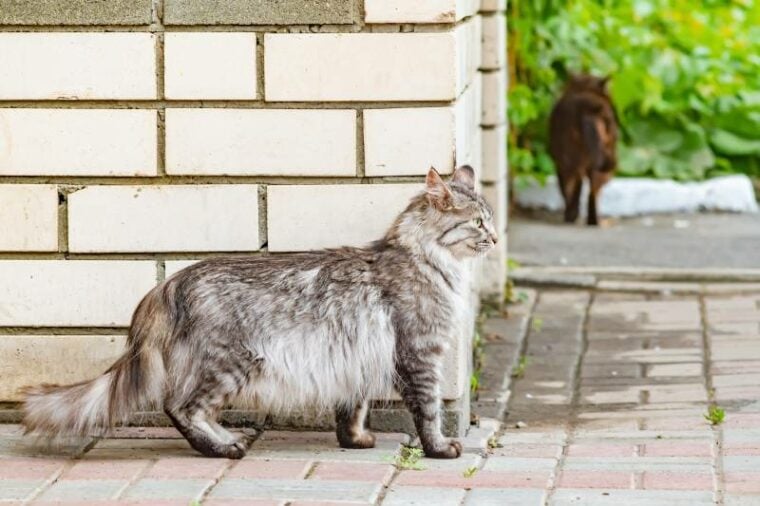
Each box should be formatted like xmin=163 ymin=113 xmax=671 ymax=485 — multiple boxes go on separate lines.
xmin=549 ymin=73 xmax=619 ymax=225
xmin=21 ymin=166 xmax=497 ymax=460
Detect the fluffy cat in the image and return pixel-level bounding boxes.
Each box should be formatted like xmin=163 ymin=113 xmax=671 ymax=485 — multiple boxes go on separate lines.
xmin=21 ymin=166 xmax=497 ymax=460
xmin=549 ymin=73 xmax=619 ymax=225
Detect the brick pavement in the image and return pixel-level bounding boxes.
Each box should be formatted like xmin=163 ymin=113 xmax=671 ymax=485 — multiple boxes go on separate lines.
xmin=1 ymin=285 xmax=759 ymax=504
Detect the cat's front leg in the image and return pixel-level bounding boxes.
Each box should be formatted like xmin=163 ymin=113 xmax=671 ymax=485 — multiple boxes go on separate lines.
xmin=395 ymin=362 xmax=462 ymax=459
xmin=335 ymin=399 xmax=376 ymax=449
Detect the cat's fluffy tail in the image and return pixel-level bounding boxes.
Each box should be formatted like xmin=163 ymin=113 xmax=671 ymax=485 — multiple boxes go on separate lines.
xmin=21 ymin=287 xmax=172 ymax=440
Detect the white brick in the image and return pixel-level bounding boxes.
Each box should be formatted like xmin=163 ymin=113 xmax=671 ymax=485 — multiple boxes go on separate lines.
xmin=480 ymin=0 xmax=507 ymax=12
xmin=365 ymin=0 xmax=456 ymax=23
xmin=0 ymin=261 xmax=156 ymax=327
xmin=482 ymin=177 xmax=507 ymax=233
xmin=165 ymin=33 xmax=257 ymax=99
xmin=456 ymin=16 xmax=482 ymax=93
xmin=457 ymin=0 xmax=481 ymax=19
xmin=481 ymin=14 xmax=506 ymax=70
xmin=69 ymin=185 xmax=262 ymax=253
xmin=265 ymin=33 xmax=457 ymax=101
xmin=165 ymin=109 xmax=355 ymax=176
xmin=364 ymin=108 xmax=454 ymax=177
xmin=455 ymin=73 xmax=483 ymax=170
xmin=482 ymin=69 xmax=507 ymax=125
xmin=0 ymin=109 xmax=157 ymax=176
xmin=0 ymin=335 xmax=126 ymax=401
xmin=0 ymin=33 xmax=155 ymax=99
xmin=268 ymin=184 xmax=421 ymax=251
xmin=0 ymin=185 xmax=58 ymax=251
xmin=164 ymin=260 xmax=200 ymax=278
xmin=482 ymin=124 xmax=507 ymax=182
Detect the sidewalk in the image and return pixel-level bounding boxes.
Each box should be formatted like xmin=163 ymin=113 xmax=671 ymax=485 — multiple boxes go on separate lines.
xmin=1 ymin=285 xmax=759 ymax=505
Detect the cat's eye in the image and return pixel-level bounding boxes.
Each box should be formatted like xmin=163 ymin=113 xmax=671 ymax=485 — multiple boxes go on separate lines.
xmin=474 ymin=218 xmax=483 ymax=227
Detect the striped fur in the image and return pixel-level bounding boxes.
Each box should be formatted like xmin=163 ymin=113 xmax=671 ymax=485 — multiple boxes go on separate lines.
xmin=21 ymin=166 xmax=497 ymax=459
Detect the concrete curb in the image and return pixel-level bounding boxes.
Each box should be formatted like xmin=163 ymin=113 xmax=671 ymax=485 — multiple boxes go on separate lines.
xmin=512 ymin=266 xmax=760 ymax=293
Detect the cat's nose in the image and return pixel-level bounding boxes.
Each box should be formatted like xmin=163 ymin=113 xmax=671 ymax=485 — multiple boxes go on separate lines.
xmin=490 ymin=233 xmax=498 ymax=245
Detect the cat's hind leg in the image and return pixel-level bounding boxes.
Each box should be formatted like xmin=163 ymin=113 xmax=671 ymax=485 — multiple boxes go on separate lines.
xmin=335 ymin=399 xmax=375 ymax=449
xmin=587 ymin=170 xmax=611 ymax=226
xmin=563 ymin=175 xmax=582 ymax=224
xmin=164 ymin=369 xmax=251 ymax=459
xmin=165 ymin=407 xmax=250 ymax=459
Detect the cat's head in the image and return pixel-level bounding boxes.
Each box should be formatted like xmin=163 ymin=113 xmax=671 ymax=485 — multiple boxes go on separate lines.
xmin=567 ymin=73 xmax=611 ymax=97
xmin=421 ymin=166 xmax=498 ymax=259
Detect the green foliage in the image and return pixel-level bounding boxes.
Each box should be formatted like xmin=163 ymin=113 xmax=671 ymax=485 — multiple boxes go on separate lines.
xmin=511 ymin=355 xmax=529 ymax=379
xmin=704 ymin=406 xmax=726 ymax=425
xmin=508 ymin=0 xmax=760 ymax=182
xmin=395 ymin=446 xmax=426 ymax=470
xmin=463 ymin=466 xmax=479 ymax=478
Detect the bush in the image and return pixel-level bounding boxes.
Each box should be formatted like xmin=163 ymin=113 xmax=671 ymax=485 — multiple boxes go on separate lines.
xmin=508 ymin=0 xmax=760 ymax=186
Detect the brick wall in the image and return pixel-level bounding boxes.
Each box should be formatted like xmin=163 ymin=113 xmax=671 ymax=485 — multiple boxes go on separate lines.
xmin=0 ymin=0 xmax=508 ymax=433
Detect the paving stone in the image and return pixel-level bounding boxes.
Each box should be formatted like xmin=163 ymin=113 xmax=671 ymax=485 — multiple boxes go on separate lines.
xmin=87 ymin=438 xmax=198 ymax=459
xmin=0 ymin=479 xmax=49 ymax=501
xmin=382 ymin=485 xmax=467 ymax=506
xmin=107 ymin=427 xmax=184 ymax=439
xmin=209 ymin=478 xmax=382 ymax=503
xmin=724 ymin=472 xmax=760 ymax=493
xmin=562 ymin=456 xmax=711 ymax=472
xmin=36 ymin=479 xmax=128 ymax=501
xmin=144 ymin=457 xmax=230 ymax=479
xmin=550 ymin=488 xmax=715 ymax=505
xmin=566 ymin=443 xmax=637 ymax=457
xmin=647 ymin=363 xmax=704 ymax=377
xmin=309 ymin=462 xmax=394 ymax=484
xmin=582 ymin=363 xmax=642 ymax=379
xmin=394 ymin=469 xmax=551 ymax=488
xmin=463 ymin=488 xmax=547 ymax=505
xmin=409 ymin=453 xmax=482 ymax=472
xmin=723 ymin=455 xmax=760 ymax=472
xmin=227 ymin=459 xmax=312 ymax=479
xmin=641 ymin=471 xmax=714 ymax=490
xmin=498 ymin=431 xmax=568 ymax=445
xmin=0 ymin=458 xmax=67 ymax=479
xmin=643 ymin=441 xmax=714 ymax=457
xmin=121 ymin=478 xmax=215 ymax=500
xmin=491 ymin=444 xmax=563 ymax=458
xmin=724 ymin=494 xmax=760 ymax=506
xmin=481 ymin=457 xmax=557 ymax=471
xmin=555 ymin=470 xmax=634 ymax=489
xmin=62 ymin=459 xmax=149 ymax=480
xmin=205 ymin=500 xmax=285 ymax=506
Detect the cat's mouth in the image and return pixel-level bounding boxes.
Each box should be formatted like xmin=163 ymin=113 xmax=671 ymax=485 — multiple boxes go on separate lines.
xmin=471 ymin=241 xmax=494 ymax=254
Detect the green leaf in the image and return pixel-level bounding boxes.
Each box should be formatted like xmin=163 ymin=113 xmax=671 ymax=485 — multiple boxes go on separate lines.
xmin=710 ymin=129 xmax=760 ymax=156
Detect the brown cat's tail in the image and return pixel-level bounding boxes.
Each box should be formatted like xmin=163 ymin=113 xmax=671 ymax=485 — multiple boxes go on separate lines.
xmin=21 ymin=287 xmax=172 ymax=440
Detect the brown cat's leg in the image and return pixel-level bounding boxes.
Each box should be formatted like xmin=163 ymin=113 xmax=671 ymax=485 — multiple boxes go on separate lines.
xmin=335 ymin=400 xmax=376 ymax=449
xmin=587 ymin=171 xmax=611 ymax=226
xmin=395 ymin=367 xmax=461 ymax=459
xmin=563 ymin=176 xmax=582 ymax=223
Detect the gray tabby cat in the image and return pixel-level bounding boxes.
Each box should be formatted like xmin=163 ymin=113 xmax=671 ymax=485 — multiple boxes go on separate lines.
xmin=22 ymin=166 xmax=497 ymax=460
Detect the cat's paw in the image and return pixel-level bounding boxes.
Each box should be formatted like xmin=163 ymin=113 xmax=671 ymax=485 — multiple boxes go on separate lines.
xmin=222 ymin=435 xmax=253 ymax=459
xmin=338 ymin=431 xmax=376 ymax=449
xmin=424 ymin=439 xmax=462 ymax=459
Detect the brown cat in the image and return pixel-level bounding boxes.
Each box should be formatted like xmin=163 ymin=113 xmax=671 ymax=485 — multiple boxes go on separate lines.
xmin=549 ymin=74 xmax=618 ymax=225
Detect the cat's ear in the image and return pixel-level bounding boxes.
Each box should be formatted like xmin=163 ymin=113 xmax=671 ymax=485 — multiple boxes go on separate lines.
xmin=600 ymin=75 xmax=611 ymax=90
xmin=451 ymin=165 xmax=476 ymax=190
xmin=426 ymin=167 xmax=453 ymax=210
